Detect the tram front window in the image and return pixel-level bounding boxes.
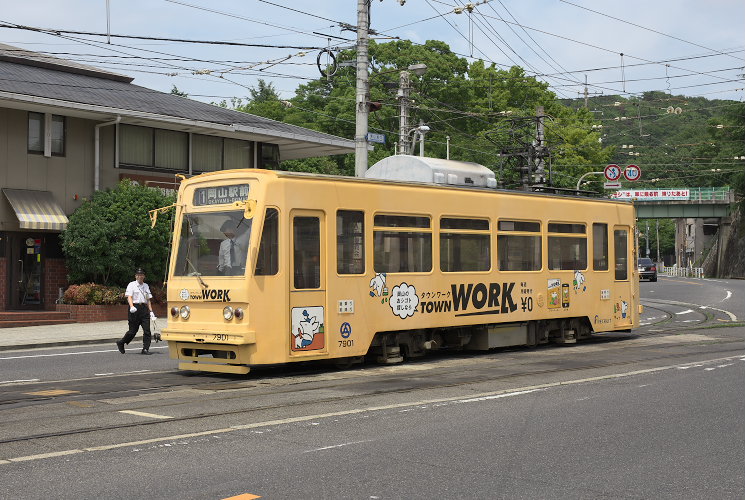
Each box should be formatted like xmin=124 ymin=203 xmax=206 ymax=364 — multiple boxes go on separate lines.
xmin=174 ymin=210 xmax=252 ymax=277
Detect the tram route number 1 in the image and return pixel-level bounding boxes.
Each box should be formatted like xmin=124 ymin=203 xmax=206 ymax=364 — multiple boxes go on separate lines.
xmin=521 ymin=297 xmax=533 ymax=312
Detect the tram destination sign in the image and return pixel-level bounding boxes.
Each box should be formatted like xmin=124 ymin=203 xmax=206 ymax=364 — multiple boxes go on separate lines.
xmin=193 ymin=184 xmax=250 ymax=206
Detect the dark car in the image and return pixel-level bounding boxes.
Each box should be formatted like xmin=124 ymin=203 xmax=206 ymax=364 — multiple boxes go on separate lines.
xmin=637 ymin=257 xmax=657 ymax=282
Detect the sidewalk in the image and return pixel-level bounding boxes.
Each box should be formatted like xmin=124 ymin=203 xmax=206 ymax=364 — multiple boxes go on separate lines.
xmin=0 ymin=319 xmax=168 ymax=351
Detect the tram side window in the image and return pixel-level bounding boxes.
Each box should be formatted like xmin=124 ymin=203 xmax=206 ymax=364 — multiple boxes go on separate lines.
xmin=440 ymin=218 xmax=490 ymax=272
xmin=497 ymin=220 xmax=541 ymax=271
xmin=293 ymin=217 xmax=320 ymax=289
xmin=614 ymin=229 xmax=628 ymax=280
xmin=337 ymin=210 xmax=365 ymax=275
xmin=373 ymin=214 xmax=432 ymax=273
xmin=548 ymin=223 xmax=587 ymax=270
xmin=255 ymin=208 xmax=279 ymax=276
xmin=592 ymin=223 xmax=609 ymax=271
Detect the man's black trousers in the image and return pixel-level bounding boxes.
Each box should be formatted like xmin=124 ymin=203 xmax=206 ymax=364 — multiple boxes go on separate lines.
xmin=121 ymin=303 xmax=151 ymax=350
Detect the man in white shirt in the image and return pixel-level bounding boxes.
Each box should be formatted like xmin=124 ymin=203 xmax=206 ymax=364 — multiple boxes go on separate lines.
xmin=116 ymin=268 xmax=156 ymax=354
xmin=217 ymin=219 xmax=247 ymax=276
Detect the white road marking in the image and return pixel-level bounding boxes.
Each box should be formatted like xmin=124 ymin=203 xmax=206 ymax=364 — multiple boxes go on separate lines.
xmin=0 ymin=378 xmax=40 ymax=385
xmin=0 ymin=345 xmax=167 ymax=360
xmin=723 ymin=291 xmax=732 ymax=301
xmin=457 ymin=389 xmax=541 ymax=403
xmin=304 ymin=440 xmax=371 ymax=453
xmin=119 ymin=410 xmax=173 ymax=419
xmin=676 ymin=309 xmax=694 ymax=315
xmin=9 ymin=449 xmax=84 ymax=462
xmin=3 ymin=354 xmax=743 ymax=466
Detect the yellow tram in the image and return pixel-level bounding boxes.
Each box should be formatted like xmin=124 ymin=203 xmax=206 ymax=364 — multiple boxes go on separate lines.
xmin=161 ymin=158 xmax=639 ymax=374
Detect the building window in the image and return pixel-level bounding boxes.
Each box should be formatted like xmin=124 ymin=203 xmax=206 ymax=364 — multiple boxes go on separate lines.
xmin=120 ymin=124 xmax=154 ymax=167
xmin=337 ymin=210 xmax=365 ymax=274
xmin=548 ymin=222 xmax=587 ymax=270
xmin=28 ymin=112 xmax=44 ymax=153
xmin=497 ymin=220 xmax=541 ymax=271
xmin=259 ymin=142 xmax=280 ymax=169
xmin=224 ymin=138 xmax=252 ymax=170
xmin=51 ymin=115 xmax=66 ymax=155
xmin=440 ymin=217 xmax=490 ymax=272
xmin=374 ymin=214 xmax=432 ymax=273
xmin=28 ymin=112 xmax=65 ymax=156
xmin=120 ymin=124 xmax=187 ymax=171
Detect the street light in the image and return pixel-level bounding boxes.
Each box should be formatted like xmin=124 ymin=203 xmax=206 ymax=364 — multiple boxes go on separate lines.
xmin=409 ymin=124 xmax=430 ymax=156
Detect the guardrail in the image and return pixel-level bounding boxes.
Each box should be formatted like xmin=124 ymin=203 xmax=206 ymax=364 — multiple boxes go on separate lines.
xmin=687 ymin=187 xmax=733 ymax=203
xmin=661 ymin=266 xmax=704 ymax=279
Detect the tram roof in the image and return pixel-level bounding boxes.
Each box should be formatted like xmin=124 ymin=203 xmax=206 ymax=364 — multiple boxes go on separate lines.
xmin=183 ymin=167 xmax=634 ymax=206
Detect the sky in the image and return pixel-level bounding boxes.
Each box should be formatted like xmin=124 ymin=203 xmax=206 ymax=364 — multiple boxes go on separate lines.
xmin=1 ymin=0 xmax=743 ymax=105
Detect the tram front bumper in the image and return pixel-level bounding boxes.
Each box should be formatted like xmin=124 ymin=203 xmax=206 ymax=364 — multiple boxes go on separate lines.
xmin=162 ymin=329 xmax=255 ymax=374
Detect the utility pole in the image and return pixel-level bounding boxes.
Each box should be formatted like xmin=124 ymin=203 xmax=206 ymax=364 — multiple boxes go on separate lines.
xmin=354 ymin=0 xmax=369 ymax=177
xmin=582 ymin=75 xmax=602 ymax=108
xmin=397 ymin=69 xmax=411 ymax=155
xmin=533 ymin=106 xmax=546 ymax=187
xmin=656 ymin=219 xmax=661 ymax=264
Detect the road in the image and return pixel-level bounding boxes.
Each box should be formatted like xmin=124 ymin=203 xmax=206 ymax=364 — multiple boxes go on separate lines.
xmin=0 ymin=276 xmax=743 ymax=499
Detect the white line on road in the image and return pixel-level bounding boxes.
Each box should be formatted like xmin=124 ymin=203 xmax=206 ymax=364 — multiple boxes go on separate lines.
xmin=119 ymin=410 xmax=174 ymax=419
xmin=3 ymin=354 xmax=743 ymax=466
xmin=723 ymin=291 xmax=732 ymax=301
xmin=676 ymin=309 xmax=694 ymax=315
xmin=0 ymin=346 xmax=168 ymax=360
xmin=0 ymin=378 xmax=40 ymax=385
xmin=304 ymin=440 xmax=372 ymax=453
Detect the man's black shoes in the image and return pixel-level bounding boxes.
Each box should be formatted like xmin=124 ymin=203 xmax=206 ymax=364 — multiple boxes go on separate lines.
xmin=140 ymin=349 xmax=151 ymax=355
xmin=116 ymin=340 xmax=125 ymax=354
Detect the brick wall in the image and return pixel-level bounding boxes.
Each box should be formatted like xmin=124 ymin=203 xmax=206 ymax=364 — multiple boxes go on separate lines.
xmin=56 ymin=303 xmax=167 ymax=323
xmin=44 ymin=258 xmax=68 ymax=310
xmin=0 ymin=257 xmax=6 ymax=311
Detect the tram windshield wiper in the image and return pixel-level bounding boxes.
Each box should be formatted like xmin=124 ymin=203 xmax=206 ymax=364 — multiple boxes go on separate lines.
xmin=185 ymin=258 xmax=209 ymax=289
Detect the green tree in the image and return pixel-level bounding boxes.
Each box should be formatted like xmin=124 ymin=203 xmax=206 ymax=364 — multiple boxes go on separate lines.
xmin=237 ymin=79 xmax=288 ymax=122
xmin=61 ymin=180 xmax=175 ymax=286
xmin=235 ymin=40 xmax=612 ymax=188
xmin=170 ymin=85 xmax=189 ymax=98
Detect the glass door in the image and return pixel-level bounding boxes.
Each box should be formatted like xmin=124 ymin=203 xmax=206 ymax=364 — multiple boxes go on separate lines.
xmin=289 ymin=211 xmax=327 ymax=357
xmin=9 ymin=233 xmax=44 ymax=309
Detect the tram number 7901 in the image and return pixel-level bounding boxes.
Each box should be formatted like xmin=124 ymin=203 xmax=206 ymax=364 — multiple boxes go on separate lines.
xmin=339 ymin=340 xmax=354 ymax=348
xmin=213 ymin=334 xmax=229 ymax=341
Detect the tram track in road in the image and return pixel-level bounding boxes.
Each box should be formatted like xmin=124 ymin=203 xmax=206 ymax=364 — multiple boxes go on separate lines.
xmin=1 ymin=335 xmax=743 ymax=448
xmin=0 ymin=297 xmax=739 ymax=411
xmin=639 ymin=297 xmax=739 ymax=333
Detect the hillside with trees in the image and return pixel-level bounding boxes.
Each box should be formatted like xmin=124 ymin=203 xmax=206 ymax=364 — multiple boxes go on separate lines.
xmin=228 ymin=39 xmax=743 ymax=275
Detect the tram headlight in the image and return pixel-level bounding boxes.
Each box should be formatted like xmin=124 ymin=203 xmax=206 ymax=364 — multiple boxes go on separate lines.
xmin=223 ymin=306 xmax=234 ymax=321
xmin=234 ymin=308 xmax=244 ymax=320
xmin=170 ymin=307 xmax=179 ymax=318
xmin=179 ymin=305 xmax=191 ymax=320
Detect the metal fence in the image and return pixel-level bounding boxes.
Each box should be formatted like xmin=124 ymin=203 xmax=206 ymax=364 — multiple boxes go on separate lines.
xmin=687 ymin=187 xmax=733 ymax=202
xmin=661 ymin=266 xmax=704 ymax=279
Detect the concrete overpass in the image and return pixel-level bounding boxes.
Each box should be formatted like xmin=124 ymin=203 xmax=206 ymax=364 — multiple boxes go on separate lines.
xmin=611 ymin=187 xmax=735 ymax=273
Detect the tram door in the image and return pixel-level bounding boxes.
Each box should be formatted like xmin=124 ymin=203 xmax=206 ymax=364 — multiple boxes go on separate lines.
xmin=289 ymin=211 xmax=328 ymax=356
xmin=613 ymin=226 xmax=633 ymax=328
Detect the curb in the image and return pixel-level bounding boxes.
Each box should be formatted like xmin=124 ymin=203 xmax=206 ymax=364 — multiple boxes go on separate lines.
xmin=0 ymin=337 xmax=123 ymax=352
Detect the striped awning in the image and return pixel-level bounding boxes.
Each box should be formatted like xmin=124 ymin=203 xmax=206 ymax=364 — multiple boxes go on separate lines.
xmin=2 ymin=189 xmax=69 ymax=231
